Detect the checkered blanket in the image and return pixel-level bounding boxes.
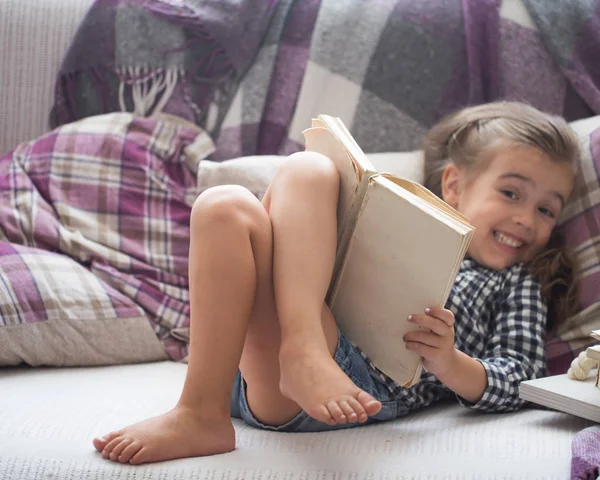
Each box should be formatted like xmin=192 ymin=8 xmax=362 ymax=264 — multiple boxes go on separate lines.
xmin=0 ymin=113 xmax=214 ymax=361
xmin=51 ymin=0 xmax=600 ymax=161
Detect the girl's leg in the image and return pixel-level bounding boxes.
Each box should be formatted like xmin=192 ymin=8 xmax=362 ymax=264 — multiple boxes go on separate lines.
xmin=93 ymin=184 xmax=277 ymax=464
xmin=192 ymin=151 xmax=379 ymax=429
xmin=257 ymin=152 xmax=381 ymax=425
xmin=93 ymin=152 xmax=382 ymax=465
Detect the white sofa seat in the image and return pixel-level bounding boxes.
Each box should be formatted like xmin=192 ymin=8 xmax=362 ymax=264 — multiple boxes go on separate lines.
xmin=0 ymin=361 xmax=590 ymax=479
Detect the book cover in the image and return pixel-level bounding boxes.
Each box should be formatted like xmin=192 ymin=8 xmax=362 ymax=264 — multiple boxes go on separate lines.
xmin=303 ymin=115 xmax=474 ymax=387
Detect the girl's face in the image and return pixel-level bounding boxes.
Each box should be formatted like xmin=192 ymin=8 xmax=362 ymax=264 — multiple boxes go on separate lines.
xmin=442 ymin=145 xmax=575 ymax=271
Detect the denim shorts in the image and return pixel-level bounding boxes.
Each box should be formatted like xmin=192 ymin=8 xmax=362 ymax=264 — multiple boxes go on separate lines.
xmin=230 ymin=331 xmax=399 ymax=432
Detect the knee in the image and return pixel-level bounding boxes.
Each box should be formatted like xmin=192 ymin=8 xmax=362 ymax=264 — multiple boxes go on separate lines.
xmin=191 ymin=185 xmax=268 ymax=232
xmin=276 ymin=151 xmax=339 ymax=193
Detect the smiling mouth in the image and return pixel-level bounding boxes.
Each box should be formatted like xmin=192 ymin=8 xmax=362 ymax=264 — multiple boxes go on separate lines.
xmin=494 ymin=230 xmax=523 ymax=249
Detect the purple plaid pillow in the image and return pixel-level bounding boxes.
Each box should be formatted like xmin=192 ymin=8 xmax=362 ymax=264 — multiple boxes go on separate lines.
xmin=0 ymin=242 xmax=168 ymax=366
xmin=0 ymin=112 xmax=216 ymax=366
xmin=547 ymin=117 xmax=600 ymax=375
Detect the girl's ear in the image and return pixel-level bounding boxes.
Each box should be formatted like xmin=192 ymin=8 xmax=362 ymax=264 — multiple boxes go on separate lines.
xmin=441 ymin=162 xmax=462 ymax=209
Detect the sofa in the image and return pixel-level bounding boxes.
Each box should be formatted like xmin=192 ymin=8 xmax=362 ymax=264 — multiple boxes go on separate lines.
xmin=1 ymin=0 xmax=600 ymax=479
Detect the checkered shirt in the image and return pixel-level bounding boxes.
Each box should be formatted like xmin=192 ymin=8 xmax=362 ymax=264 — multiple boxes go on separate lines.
xmin=362 ymin=258 xmax=547 ymax=415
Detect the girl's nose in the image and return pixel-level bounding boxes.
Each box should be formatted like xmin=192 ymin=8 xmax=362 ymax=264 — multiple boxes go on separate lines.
xmin=514 ymin=207 xmax=536 ymax=230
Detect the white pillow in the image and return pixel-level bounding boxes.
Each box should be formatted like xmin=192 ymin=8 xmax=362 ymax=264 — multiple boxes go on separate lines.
xmin=196 ymin=151 xmax=425 ymax=199
xmin=368 ymin=151 xmax=424 ymax=184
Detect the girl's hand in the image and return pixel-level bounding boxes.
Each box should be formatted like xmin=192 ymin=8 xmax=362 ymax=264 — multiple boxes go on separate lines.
xmin=403 ymin=307 xmax=458 ymax=378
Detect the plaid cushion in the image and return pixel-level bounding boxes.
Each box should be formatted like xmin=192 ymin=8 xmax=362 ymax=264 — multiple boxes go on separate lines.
xmin=0 ymin=242 xmax=142 ymax=325
xmin=0 ymin=242 xmax=168 ymax=366
xmin=547 ymin=117 xmax=600 ymax=374
xmin=0 ymin=112 xmax=215 ymax=365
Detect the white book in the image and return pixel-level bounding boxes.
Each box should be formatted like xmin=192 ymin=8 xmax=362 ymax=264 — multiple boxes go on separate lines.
xmin=587 ymin=345 xmax=600 ymax=362
xmin=302 ymin=115 xmax=474 ymax=387
xmin=519 ymin=373 xmax=600 ymax=423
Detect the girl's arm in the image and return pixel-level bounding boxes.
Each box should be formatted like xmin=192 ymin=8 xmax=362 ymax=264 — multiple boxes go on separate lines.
xmin=405 ymin=264 xmax=547 ymax=411
xmin=434 ymin=349 xmax=487 ymax=403
xmin=458 ymin=265 xmax=547 ymax=412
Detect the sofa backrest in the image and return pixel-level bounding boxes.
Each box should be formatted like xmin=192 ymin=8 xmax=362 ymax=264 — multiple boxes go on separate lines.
xmin=0 ymin=0 xmax=93 ymax=156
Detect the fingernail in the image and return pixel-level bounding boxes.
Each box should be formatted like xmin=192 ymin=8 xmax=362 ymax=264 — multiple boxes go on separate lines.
xmin=424 ymin=308 xmax=431 ymax=314
xmin=407 ymin=315 xmax=412 ymax=321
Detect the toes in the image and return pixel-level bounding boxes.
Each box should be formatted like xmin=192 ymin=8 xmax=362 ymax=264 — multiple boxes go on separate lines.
xmin=346 ymin=397 xmax=368 ymax=423
xmin=129 ymin=446 xmax=151 ymax=465
xmin=92 ymin=437 xmax=106 ymax=452
xmin=102 ymin=435 xmax=124 ymax=459
xmin=338 ymin=400 xmax=358 ymax=423
xmin=93 ymin=432 xmax=119 ymax=452
xmin=321 ymin=392 xmax=380 ymax=426
xmin=315 ymin=404 xmax=336 ymax=425
xmin=119 ymin=441 xmax=143 ymax=464
xmin=326 ymin=401 xmax=347 ymax=424
xmin=109 ymin=438 xmax=133 ymax=461
xmin=357 ymin=391 xmax=382 ymax=416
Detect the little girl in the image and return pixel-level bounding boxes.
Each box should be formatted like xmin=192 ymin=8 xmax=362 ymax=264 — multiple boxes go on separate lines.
xmin=93 ymin=102 xmax=581 ymax=464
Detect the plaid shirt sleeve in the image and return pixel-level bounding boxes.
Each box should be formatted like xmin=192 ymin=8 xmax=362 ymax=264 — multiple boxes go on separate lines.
xmin=457 ymin=264 xmax=547 ymax=413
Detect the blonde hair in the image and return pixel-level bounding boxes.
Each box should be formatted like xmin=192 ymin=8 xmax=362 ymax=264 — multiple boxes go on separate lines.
xmin=423 ymin=102 xmax=581 ymax=329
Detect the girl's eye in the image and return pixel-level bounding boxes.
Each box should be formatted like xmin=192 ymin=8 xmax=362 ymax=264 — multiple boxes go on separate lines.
xmin=501 ymin=190 xmax=518 ymax=200
xmin=538 ymin=207 xmax=555 ymax=218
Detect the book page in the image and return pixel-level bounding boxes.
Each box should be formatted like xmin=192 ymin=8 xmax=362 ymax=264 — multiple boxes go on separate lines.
xmin=381 ymin=174 xmax=471 ymax=225
xmin=303 ymin=120 xmax=379 ymax=296
xmin=303 ymin=126 xmax=362 ymax=245
xmin=315 ymin=116 xmax=376 ymax=175
xmin=329 ymin=178 xmax=469 ymax=386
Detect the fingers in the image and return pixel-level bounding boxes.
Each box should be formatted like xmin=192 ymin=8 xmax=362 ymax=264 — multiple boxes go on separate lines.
xmin=404 ymin=340 xmax=439 ymax=358
xmin=404 ymin=307 xmax=455 ymax=351
xmin=405 ymin=308 xmax=457 ymax=377
xmin=407 ymin=308 xmax=454 ymax=337
xmin=425 ymin=307 xmax=454 ymax=327
xmin=404 ymin=329 xmax=446 ymax=349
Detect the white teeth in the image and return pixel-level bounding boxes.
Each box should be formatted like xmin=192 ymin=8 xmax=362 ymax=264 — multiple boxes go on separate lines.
xmin=494 ymin=231 xmax=523 ymax=248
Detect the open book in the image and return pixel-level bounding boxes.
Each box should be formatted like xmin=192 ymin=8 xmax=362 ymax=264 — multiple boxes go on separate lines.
xmin=303 ymin=115 xmax=474 ymax=387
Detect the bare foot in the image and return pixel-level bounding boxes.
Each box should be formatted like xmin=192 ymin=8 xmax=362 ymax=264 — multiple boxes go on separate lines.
xmin=279 ymin=345 xmax=382 ymax=426
xmin=92 ymin=405 xmax=235 ymax=465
